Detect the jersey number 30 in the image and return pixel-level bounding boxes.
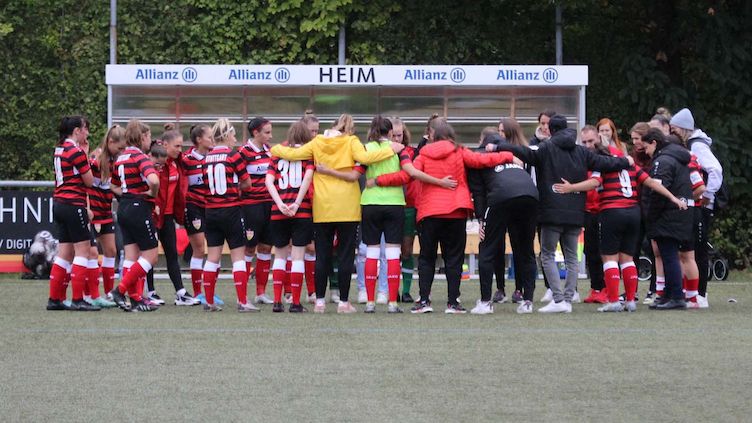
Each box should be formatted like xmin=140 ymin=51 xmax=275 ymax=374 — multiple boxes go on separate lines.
xmin=277 ymin=160 xmax=303 ymax=190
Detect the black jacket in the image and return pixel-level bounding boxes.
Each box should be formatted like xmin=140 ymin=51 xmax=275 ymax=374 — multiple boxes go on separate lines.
xmin=646 ymin=143 xmax=693 ymax=242
xmin=467 ymin=147 xmax=539 ymax=219
xmin=490 ymin=129 xmax=630 ymax=226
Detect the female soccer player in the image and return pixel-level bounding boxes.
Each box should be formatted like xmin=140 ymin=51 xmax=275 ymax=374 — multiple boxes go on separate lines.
xmin=47 ymin=116 xmax=97 ymax=311
xmin=201 ymin=118 xmax=257 ymax=312
xmin=109 ymin=119 xmax=160 ymax=312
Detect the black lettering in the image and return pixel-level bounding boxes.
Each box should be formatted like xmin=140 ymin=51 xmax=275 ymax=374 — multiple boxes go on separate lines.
xmin=319 ymin=67 xmax=333 ymax=83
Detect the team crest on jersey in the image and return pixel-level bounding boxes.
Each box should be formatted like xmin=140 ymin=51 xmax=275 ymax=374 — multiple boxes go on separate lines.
xmin=94 ymin=224 xmax=101 ymax=233
xmin=246 ymin=230 xmax=255 ymax=241
xmin=192 ymin=219 xmax=202 ymax=230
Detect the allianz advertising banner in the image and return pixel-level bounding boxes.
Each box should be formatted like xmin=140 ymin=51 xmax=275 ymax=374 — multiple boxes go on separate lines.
xmin=0 ymin=191 xmax=54 ymax=254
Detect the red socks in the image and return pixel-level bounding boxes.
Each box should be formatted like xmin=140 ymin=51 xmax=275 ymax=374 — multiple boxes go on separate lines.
xmin=87 ymin=259 xmax=101 ymax=300
xmin=621 ymin=262 xmax=638 ymax=302
xmin=255 ymin=253 xmax=271 ymax=296
xmin=49 ymin=258 xmax=70 ymax=300
xmin=101 ymin=257 xmax=115 ymax=294
xmin=387 ymin=258 xmax=401 ymax=303
xmin=272 ymin=258 xmax=287 ymax=303
xmin=190 ymin=257 xmax=204 ymax=296
xmin=202 ymin=261 xmax=219 ymax=305
xmin=232 ymin=261 xmax=248 ymax=305
xmin=685 ymin=277 xmax=699 ymax=302
xmin=304 ymin=253 xmax=316 ymax=296
xmin=365 ymin=259 xmax=378 ymax=303
xmin=70 ymin=257 xmax=88 ymax=301
xmin=290 ymin=260 xmax=305 ymax=305
xmin=284 ymin=259 xmax=292 ymax=295
xmin=603 ymin=261 xmax=621 ymax=303
xmin=119 ymin=258 xmax=152 ymax=302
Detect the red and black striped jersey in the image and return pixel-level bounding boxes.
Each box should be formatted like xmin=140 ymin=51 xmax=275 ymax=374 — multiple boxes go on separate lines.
xmin=238 ymin=141 xmax=272 ymax=205
xmin=180 ymin=148 xmax=209 ymax=207
xmin=88 ymin=158 xmax=114 ymax=224
xmin=592 ymin=165 xmax=649 ymax=211
xmin=688 ymin=154 xmax=705 ymax=205
xmin=53 ymin=139 xmax=91 ymax=206
xmin=267 ymin=155 xmax=314 ymax=220
xmin=111 ymin=146 xmax=158 ymax=203
xmin=203 ymin=146 xmax=249 ymax=209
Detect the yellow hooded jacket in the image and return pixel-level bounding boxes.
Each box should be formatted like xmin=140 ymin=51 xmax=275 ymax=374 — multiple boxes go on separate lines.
xmin=270 ymin=132 xmax=394 ymax=223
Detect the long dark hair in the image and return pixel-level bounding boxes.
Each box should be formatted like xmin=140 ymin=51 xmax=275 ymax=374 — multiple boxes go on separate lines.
xmin=58 ymin=115 xmax=89 ymax=143
xmin=367 ymin=115 xmax=392 ymax=141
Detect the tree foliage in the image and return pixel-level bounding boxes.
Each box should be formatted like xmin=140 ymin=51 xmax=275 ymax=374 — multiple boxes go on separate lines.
xmin=2 ymin=0 xmax=751 ymax=263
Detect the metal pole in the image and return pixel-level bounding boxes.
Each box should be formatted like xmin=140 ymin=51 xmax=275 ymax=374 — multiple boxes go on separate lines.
xmin=555 ymin=4 xmax=563 ymax=65
xmin=338 ymin=24 xmax=346 ymax=65
xmin=108 ymin=0 xmax=116 ymax=128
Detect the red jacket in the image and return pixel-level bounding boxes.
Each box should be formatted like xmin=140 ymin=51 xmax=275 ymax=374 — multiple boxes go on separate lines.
xmin=377 ymin=140 xmax=513 ymax=222
xmin=154 ymin=156 xmax=187 ymax=229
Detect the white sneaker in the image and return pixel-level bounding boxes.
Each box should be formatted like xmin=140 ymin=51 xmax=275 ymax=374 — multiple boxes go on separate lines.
xmin=572 ymin=291 xmax=581 ymax=303
xmin=538 ymin=300 xmax=571 ymax=313
xmin=540 ymin=288 xmax=553 ymax=303
xmin=624 ymin=300 xmax=637 ymax=312
xmin=307 ymin=293 xmax=317 ymax=304
xmin=175 ymin=293 xmax=201 ymax=306
xmin=470 ymin=300 xmax=494 ymax=315
xmin=146 ymin=292 xmax=165 ymax=306
xmin=358 ymin=290 xmax=368 ymax=304
xmin=516 ymin=301 xmax=533 ymax=314
xmin=237 ymin=302 xmax=260 ymax=313
xmin=697 ymin=294 xmax=709 ymax=308
xmin=376 ymin=291 xmax=388 ymax=305
xmin=597 ymin=302 xmax=624 ymax=313
xmin=330 ymin=289 xmax=340 ymax=303
xmin=254 ymin=294 xmax=274 ymax=304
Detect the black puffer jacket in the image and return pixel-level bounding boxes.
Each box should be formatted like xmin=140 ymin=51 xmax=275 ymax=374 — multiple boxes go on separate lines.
xmin=490 ymin=129 xmax=629 ymax=226
xmin=646 ymin=143 xmax=693 ymax=242
xmin=467 ymin=146 xmax=539 ymax=219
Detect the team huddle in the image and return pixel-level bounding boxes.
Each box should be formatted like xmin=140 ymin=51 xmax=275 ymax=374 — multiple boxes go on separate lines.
xmin=46 ymin=106 xmax=723 ymax=314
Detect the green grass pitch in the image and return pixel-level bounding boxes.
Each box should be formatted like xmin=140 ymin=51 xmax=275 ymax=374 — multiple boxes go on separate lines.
xmin=1 ymin=274 xmax=752 ymax=422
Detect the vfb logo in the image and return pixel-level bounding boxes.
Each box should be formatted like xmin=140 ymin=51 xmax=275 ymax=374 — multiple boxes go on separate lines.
xmin=543 ymin=67 xmax=558 ymax=83
xmin=450 ymin=67 xmax=466 ymax=83
xmin=182 ymin=67 xmax=198 ymax=83
xmin=275 ymin=67 xmax=290 ymax=83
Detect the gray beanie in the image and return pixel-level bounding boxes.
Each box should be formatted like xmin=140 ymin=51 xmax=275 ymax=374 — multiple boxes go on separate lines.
xmin=670 ymin=108 xmax=695 ymax=130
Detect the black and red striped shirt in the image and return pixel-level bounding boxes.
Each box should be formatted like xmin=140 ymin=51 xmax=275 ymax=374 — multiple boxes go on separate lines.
xmin=88 ymin=158 xmax=114 ymax=224
xmin=592 ymin=165 xmax=649 ymax=211
xmin=688 ymin=154 xmax=705 ymax=206
xmin=238 ymin=141 xmax=272 ymax=205
xmin=267 ymin=155 xmax=314 ymax=220
xmin=53 ymin=139 xmax=91 ymax=206
xmin=181 ymin=148 xmax=209 ymax=208
xmin=111 ymin=146 xmax=158 ymax=204
xmin=203 ymin=146 xmax=249 ymax=209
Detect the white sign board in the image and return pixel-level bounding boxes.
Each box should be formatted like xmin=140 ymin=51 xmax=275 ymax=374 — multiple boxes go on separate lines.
xmin=106 ymin=65 xmax=588 ymax=87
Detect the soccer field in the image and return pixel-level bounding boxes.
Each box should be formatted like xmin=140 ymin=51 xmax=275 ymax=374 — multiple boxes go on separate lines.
xmin=2 ymin=275 xmax=752 ymax=422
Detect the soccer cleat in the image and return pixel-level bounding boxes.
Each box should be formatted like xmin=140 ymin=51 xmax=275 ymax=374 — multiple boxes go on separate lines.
xmin=203 ymin=303 xmax=222 ymax=312
xmin=387 ymin=304 xmax=403 ymax=314
xmin=238 ymin=302 xmax=260 ymax=313
xmin=254 ymin=294 xmax=274 ymax=304
xmin=289 ymin=303 xmax=308 ymax=313
xmin=329 ymin=289 xmax=340 ymax=304
xmin=410 ymin=301 xmax=433 ymax=314
xmin=492 ymin=290 xmax=508 ymax=304
xmin=445 ymin=303 xmax=468 ymax=314
xmin=313 ymin=300 xmax=326 ymax=314
xmin=46 ymin=299 xmax=69 ymax=311
xmin=572 ymin=291 xmax=581 ymax=303
xmin=624 ymin=300 xmax=637 ymax=312
xmin=364 ymin=303 xmax=376 ymax=313
xmin=538 ymin=300 xmax=572 ymax=313
xmin=584 ymin=289 xmax=603 ymax=303
xmin=470 ymin=300 xmax=493 ymax=315
xmin=697 ymin=294 xmax=709 ymax=309
xmin=597 ymin=302 xmax=624 ymax=313
xmin=648 ymin=297 xmax=669 ymax=309
xmin=516 ymin=300 xmax=533 ymax=314
xmin=357 ymin=290 xmax=368 ymax=304
xmin=336 ymin=301 xmax=357 ymax=314
xmin=642 ymin=291 xmax=654 ymax=305
xmin=109 ymin=288 xmax=128 ymax=311
xmin=400 ymin=292 xmax=415 ymax=303
xmin=146 ymin=292 xmax=165 ymax=306
xmin=376 ymin=292 xmax=388 ymax=305
xmin=91 ymin=297 xmax=117 ymax=308
xmin=540 ymin=288 xmax=553 ymax=303
xmin=129 ymin=299 xmax=156 ymax=312
xmin=511 ymin=290 xmax=524 ymax=304
xmin=655 ymin=299 xmax=687 ymax=310
xmin=272 ymin=302 xmax=285 ymax=313
xmin=175 ymin=293 xmax=201 ymax=306
xmin=142 ymin=297 xmax=161 ymax=308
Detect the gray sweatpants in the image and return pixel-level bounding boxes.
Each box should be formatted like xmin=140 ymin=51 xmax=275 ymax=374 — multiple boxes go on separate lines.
xmin=540 ymin=224 xmax=582 ymax=303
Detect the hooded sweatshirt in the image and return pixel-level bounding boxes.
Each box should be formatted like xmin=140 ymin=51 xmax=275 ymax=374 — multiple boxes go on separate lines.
xmin=646 ymin=143 xmax=693 ymax=241
xmin=686 ymin=129 xmax=723 ymax=209
xmin=270 ymin=130 xmax=394 ymax=223
xmin=492 ymin=128 xmax=630 ymax=227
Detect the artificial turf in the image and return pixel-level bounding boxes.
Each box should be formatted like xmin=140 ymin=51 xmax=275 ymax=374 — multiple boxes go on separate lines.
xmin=1 ymin=275 xmax=751 ymax=422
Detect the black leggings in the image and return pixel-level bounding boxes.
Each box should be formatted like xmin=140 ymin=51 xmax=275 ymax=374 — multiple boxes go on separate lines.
xmin=314 ymin=222 xmax=358 ymax=302
xmin=146 ymin=215 xmax=184 ymax=293
xmin=584 ymin=211 xmax=604 ymax=291
xmin=696 ymin=208 xmax=713 ymax=296
xmin=417 ymin=217 xmax=466 ymax=305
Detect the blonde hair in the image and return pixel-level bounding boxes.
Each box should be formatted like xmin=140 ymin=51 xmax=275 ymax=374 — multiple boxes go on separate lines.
xmin=332 ymin=113 xmax=354 ymax=135
xmin=500 ymin=118 xmax=528 ymax=147
xmin=212 ymin=118 xmax=236 ymax=144
xmin=98 ymin=124 xmax=125 ymax=181
xmin=287 ymin=121 xmax=313 ymax=145
xmin=390 ymin=117 xmax=412 ymax=146
xmin=125 ymin=119 xmax=150 ymax=148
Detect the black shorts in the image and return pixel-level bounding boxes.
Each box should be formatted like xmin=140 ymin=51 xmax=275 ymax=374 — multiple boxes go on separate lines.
xmin=92 ymin=221 xmax=115 ymax=236
xmin=52 ymin=200 xmax=91 ymax=244
xmin=243 ymin=203 xmax=272 ymax=247
xmin=184 ymin=203 xmax=205 ymax=235
xmin=117 ymin=198 xmax=159 ymax=250
xmin=205 ymin=206 xmax=247 ymax=250
xmin=679 ymin=207 xmax=701 ymax=252
xmin=89 ymin=225 xmax=98 ymax=247
xmin=270 ymin=218 xmax=314 ymax=248
xmin=599 ymin=206 xmax=641 ymax=256
xmin=361 ymin=205 xmax=405 ymax=245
